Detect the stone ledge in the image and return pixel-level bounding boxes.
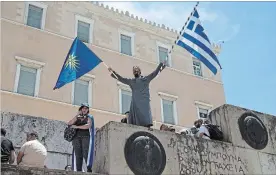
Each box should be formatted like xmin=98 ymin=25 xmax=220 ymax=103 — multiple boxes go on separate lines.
xmin=1 ymin=164 xmax=102 ymax=175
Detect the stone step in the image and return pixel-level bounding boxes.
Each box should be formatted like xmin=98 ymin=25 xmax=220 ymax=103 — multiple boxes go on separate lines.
xmin=1 ymin=164 xmax=104 ymax=175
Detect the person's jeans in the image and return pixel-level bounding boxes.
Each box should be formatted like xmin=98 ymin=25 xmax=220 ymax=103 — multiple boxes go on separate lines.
xmin=72 ymin=136 xmax=90 ymax=171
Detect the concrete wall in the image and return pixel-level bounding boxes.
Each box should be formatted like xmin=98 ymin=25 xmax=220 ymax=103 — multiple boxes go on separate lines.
xmin=209 ymin=104 xmax=276 ymax=155
xmin=93 ymin=122 xmax=275 ymax=175
xmin=93 ymin=104 xmax=276 ymax=175
xmin=1 ymin=112 xmax=72 ymax=170
xmin=2 ymin=104 xmax=275 ymax=174
xmin=1 ymin=164 xmax=100 ymax=175
xmin=1 ymin=1 xmax=225 ymax=129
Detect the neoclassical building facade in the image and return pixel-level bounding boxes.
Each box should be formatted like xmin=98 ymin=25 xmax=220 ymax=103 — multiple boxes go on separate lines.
xmin=1 ymin=1 xmax=225 ymax=130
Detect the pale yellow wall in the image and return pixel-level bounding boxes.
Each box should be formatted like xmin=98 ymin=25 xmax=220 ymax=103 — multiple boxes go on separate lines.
xmin=1 ymin=1 xmax=226 ymax=129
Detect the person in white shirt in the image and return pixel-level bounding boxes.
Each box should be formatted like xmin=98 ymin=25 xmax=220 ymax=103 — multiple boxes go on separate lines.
xmin=194 ymin=119 xmax=210 ymax=140
xmin=17 ymin=132 xmax=47 ymax=168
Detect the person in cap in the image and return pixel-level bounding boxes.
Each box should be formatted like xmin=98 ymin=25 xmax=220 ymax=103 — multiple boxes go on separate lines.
xmin=68 ymin=103 xmax=95 ymax=172
xmin=108 ymin=61 xmax=166 ymax=128
xmin=17 ymin=131 xmax=47 ymax=168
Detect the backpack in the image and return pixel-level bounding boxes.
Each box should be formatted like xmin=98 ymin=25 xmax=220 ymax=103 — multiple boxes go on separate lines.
xmin=64 ymin=126 xmax=76 ymax=142
xmin=204 ymin=124 xmax=223 ymax=141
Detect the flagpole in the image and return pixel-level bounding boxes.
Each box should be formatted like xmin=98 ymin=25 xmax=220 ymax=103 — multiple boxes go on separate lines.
xmin=166 ymin=2 xmax=200 ymax=61
xmin=102 ymin=62 xmax=119 ymax=79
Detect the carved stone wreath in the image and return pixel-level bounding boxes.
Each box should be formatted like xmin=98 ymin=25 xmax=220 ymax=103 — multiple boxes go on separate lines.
xmin=124 ymin=131 xmax=166 ymax=175
xmin=238 ymin=112 xmax=268 ymax=150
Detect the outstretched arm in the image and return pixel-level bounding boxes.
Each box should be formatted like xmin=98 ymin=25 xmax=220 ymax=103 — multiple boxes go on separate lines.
xmin=108 ymin=67 xmax=131 ymax=85
xmin=146 ymin=62 xmax=166 ymax=82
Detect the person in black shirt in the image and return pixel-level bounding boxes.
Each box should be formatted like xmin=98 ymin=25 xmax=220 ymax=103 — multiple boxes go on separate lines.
xmin=68 ymin=103 xmax=95 ymax=172
xmin=1 ymin=128 xmax=15 ymax=164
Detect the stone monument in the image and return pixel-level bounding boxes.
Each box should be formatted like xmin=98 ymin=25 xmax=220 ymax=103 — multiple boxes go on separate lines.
xmin=1 ymin=104 xmax=275 ymax=174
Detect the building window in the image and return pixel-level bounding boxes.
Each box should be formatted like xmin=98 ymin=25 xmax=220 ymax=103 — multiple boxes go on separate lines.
xmin=120 ymin=34 xmax=132 ymax=56
xmin=72 ymin=74 xmax=94 ymax=107
xmin=120 ymin=89 xmax=132 ymax=114
xmin=193 ymin=59 xmax=202 ymax=76
xmin=119 ymin=30 xmax=135 ymax=56
xmin=25 ymin=2 xmax=47 ymax=29
xmin=162 ymin=99 xmax=176 ymax=125
xmin=195 ymin=101 xmax=213 ymax=120
xmin=156 ymin=41 xmax=171 ymax=67
xmin=159 ymin=92 xmax=178 ymax=125
xmin=73 ymin=79 xmax=89 ymax=106
xmin=77 ymin=21 xmax=90 ymax=43
xmin=198 ymin=108 xmax=209 ymax=119
xmin=17 ymin=66 xmax=37 ymax=96
xmin=75 ymin=15 xmax=94 ymax=43
xmin=14 ymin=56 xmax=45 ymax=97
xmin=158 ymin=47 xmax=170 ymax=66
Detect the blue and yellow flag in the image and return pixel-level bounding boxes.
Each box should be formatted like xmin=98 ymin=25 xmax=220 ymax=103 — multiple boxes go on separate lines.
xmin=54 ymin=38 xmax=102 ymax=90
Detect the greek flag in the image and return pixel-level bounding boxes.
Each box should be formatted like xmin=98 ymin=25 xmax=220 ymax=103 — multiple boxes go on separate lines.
xmin=177 ymin=10 xmax=222 ymax=75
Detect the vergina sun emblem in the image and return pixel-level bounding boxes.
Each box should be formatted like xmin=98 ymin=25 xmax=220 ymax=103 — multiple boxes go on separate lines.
xmin=65 ymin=54 xmax=80 ymax=71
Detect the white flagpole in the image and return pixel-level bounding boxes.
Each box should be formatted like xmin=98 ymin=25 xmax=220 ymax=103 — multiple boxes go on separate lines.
xmin=102 ymin=62 xmax=119 ymax=79
xmin=165 ymin=2 xmax=200 ymax=63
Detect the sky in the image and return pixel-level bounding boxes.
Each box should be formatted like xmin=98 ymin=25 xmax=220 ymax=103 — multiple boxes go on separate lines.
xmin=103 ymin=1 xmax=276 ymax=116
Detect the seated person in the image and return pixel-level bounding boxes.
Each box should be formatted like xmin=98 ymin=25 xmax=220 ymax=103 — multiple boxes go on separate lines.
xmin=194 ymin=119 xmax=210 ymax=140
xmin=1 ymin=128 xmax=16 ymax=164
xmin=17 ymin=132 xmax=47 ymax=168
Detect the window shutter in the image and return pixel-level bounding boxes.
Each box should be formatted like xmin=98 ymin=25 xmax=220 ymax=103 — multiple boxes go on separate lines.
xmin=121 ymin=90 xmax=132 ymax=114
xmin=158 ymin=47 xmax=169 ymax=66
xmin=77 ymin=21 xmax=90 ymax=43
xmin=74 ymin=79 xmax=89 ymax=106
xmin=162 ymin=99 xmax=175 ymax=125
xmin=120 ymin=34 xmax=132 ymax=56
xmin=17 ymin=66 xmax=37 ymax=96
xmin=27 ymin=5 xmax=43 ymax=29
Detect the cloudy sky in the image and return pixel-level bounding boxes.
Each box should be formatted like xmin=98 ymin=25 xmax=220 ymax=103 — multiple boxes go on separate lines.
xmin=103 ymin=1 xmax=276 ymax=115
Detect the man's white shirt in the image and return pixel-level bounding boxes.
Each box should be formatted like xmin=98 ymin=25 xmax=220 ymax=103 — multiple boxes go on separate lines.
xmin=197 ymin=124 xmax=210 ymax=140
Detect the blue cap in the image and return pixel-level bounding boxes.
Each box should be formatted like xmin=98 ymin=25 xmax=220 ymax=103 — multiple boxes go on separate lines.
xmin=81 ymin=103 xmax=90 ymax=108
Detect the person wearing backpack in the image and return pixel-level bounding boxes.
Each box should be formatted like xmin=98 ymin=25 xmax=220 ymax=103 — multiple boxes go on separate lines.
xmin=67 ymin=103 xmax=95 ymax=172
xmin=194 ymin=119 xmax=210 ymax=140
xmin=194 ymin=119 xmax=224 ymax=141
xmin=1 ymin=128 xmax=16 ymax=164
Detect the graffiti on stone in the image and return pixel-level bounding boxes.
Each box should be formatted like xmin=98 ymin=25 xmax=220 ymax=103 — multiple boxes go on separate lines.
xmin=178 ymin=143 xmax=247 ymax=175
